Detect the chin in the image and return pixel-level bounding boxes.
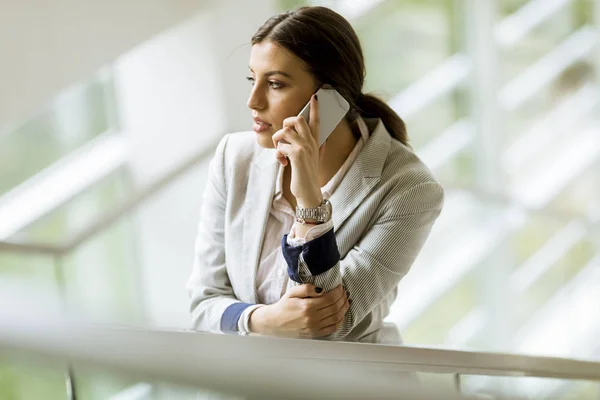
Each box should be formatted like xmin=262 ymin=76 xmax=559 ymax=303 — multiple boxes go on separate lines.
xmin=256 ymin=133 xmax=276 ymax=149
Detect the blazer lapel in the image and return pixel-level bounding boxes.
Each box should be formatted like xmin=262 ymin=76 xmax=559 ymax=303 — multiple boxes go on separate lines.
xmin=330 ymin=120 xmax=391 ymax=234
xmin=240 ymin=120 xmax=391 ymax=301
xmin=242 ymin=146 xmax=278 ymax=303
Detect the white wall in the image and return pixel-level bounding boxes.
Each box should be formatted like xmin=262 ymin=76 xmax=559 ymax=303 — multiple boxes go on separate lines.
xmin=113 ymin=0 xmax=275 ymax=328
xmin=0 ymin=0 xmax=207 ymax=133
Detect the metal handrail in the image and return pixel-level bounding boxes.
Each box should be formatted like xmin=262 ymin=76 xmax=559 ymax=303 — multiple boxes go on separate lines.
xmin=495 ymin=0 xmax=576 ymax=48
xmin=442 ymin=184 xmax=600 ymax=234
xmin=0 ymin=239 xmax=65 ymax=256
xmin=0 ymin=137 xmax=221 ymax=256
xmin=1 ymin=312 xmax=600 ymax=386
xmin=0 ymin=314 xmax=477 ymax=400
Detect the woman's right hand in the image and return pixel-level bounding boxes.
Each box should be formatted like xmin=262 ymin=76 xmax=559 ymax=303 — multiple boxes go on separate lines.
xmin=249 ymin=283 xmax=350 ymax=338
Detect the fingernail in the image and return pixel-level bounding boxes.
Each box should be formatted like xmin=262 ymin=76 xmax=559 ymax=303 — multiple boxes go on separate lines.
xmin=315 ymin=287 xmax=323 ymax=293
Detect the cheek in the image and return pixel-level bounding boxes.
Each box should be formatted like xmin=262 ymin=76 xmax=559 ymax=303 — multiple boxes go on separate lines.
xmin=270 ymin=95 xmax=306 ymax=129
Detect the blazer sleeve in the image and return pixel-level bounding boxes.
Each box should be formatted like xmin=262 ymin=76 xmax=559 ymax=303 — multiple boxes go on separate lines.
xmin=186 ymin=134 xmax=253 ymax=333
xmin=281 ymin=181 xmax=444 ymax=340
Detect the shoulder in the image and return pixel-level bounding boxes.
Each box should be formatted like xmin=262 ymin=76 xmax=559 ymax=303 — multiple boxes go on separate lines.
xmin=385 ymin=139 xmax=440 ymax=187
xmin=218 ymin=130 xmax=256 ymax=159
xmin=215 ymin=130 xmax=267 ymax=170
xmin=374 ymin=123 xmax=445 ymax=214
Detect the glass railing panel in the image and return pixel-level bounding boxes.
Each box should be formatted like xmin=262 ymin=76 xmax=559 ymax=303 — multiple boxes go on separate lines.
xmin=515 ymin=238 xmax=596 ymax=327
xmin=405 ymin=88 xmax=469 ymax=150
xmin=1 ymin=166 xmax=141 ymax=326
xmin=0 ymin=357 xmax=67 ymax=400
xmin=0 ymin=252 xmax=59 ymax=295
xmin=417 ymin=373 xmax=459 ymax=395
xmin=353 ymin=0 xmax=455 ymax=96
xmin=564 ymin=381 xmax=600 ymax=399
xmin=7 ymin=167 xmax=134 ymax=247
xmin=498 ymin=0 xmax=592 ymax=85
xmin=460 ymin=375 xmax=600 ymax=400
xmin=57 ymin=216 xmax=144 ymax=325
xmin=430 ymin=146 xmax=475 ymax=188
xmin=502 ymin=69 xmax=596 ymax=151
xmin=148 ymin=382 xmax=240 ymax=400
xmin=402 ymin=275 xmax=478 ymax=345
xmin=508 ymin=214 xmax=566 ymax=266
xmin=0 ymin=71 xmax=116 ymax=198
xmin=546 ymin=167 xmax=600 ymax=219
xmin=72 ymin=368 xmax=151 ymax=400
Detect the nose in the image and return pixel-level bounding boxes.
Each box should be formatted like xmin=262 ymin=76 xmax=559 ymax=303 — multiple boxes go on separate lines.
xmin=247 ymin=84 xmax=266 ymax=111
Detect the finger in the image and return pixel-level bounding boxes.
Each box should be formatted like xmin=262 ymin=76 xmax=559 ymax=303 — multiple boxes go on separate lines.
xmin=283 ymin=116 xmax=312 ymax=140
xmin=298 ymin=331 xmax=312 ymax=339
xmin=275 ymin=142 xmax=293 ymax=163
xmin=275 ymin=155 xmax=289 ymax=167
xmin=317 ymin=290 xmax=347 ymax=320
xmin=319 ymin=298 xmax=349 ymax=333
xmin=286 ymin=284 xmax=323 ymax=299
xmin=272 ymin=127 xmax=302 ymax=149
xmin=306 ymin=284 xmax=344 ymax=309
xmin=317 ymin=319 xmax=342 ymax=336
xmin=319 ymin=284 xmax=345 ymax=308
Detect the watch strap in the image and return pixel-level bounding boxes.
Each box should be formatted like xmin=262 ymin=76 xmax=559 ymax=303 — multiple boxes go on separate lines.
xmin=295 ymin=199 xmax=332 ymax=224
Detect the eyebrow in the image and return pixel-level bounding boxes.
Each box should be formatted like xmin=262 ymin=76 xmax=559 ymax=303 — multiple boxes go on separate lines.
xmin=248 ymin=66 xmax=293 ymax=79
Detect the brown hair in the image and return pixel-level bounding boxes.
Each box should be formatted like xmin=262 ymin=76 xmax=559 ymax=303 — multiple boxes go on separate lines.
xmin=251 ymin=6 xmax=408 ymax=146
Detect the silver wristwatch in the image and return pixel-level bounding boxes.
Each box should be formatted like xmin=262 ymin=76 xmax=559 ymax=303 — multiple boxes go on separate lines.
xmin=295 ymin=198 xmax=332 ymax=225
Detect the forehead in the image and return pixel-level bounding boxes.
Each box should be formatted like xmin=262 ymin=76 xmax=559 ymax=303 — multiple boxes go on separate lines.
xmin=249 ymin=40 xmax=309 ymax=76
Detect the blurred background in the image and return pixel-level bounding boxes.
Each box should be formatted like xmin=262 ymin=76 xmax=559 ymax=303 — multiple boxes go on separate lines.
xmin=1 ymin=0 xmax=599 ymax=398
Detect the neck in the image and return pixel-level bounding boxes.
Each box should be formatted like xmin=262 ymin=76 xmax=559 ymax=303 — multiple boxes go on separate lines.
xmin=319 ymin=118 xmax=359 ymax=186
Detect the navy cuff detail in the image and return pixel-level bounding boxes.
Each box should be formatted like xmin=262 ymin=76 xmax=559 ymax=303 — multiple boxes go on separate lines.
xmin=221 ymin=302 xmax=252 ymax=333
xmin=282 ymin=227 xmax=340 ymax=282
xmin=282 ymin=234 xmax=304 ymax=282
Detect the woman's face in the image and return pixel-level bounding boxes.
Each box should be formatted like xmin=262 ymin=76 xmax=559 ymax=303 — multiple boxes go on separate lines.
xmin=247 ymin=40 xmax=319 ymax=149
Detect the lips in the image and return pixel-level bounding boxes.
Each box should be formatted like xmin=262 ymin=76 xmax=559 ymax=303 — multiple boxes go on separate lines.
xmin=253 ymin=116 xmax=271 ymax=126
xmin=253 ymin=116 xmax=272 ymax=133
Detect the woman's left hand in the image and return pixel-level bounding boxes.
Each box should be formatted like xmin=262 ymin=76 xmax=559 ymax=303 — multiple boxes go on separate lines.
xmin=272 ymin=94 xmax=326 ymax=208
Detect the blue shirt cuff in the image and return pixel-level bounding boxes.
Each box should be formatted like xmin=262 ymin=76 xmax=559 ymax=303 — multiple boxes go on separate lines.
xmin=282 ymin=227 xmax=340 ymax=282
xmin=221 ymin=302 xmax=253 ymax=333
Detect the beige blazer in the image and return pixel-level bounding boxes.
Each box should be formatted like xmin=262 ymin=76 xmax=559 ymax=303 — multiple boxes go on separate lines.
xmin=186 ymin=118 xmax=444 ymax=343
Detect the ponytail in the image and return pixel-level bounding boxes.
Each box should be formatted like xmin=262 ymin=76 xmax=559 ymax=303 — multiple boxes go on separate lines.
xmin=355 ymin=94 xmax=408 ymax=147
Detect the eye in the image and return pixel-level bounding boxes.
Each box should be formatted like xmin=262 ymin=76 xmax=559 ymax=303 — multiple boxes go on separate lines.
xmin=246 ymin=76 xmax=255 ymax=86
xmin=269 ymin=81 xmax=284 ymax=89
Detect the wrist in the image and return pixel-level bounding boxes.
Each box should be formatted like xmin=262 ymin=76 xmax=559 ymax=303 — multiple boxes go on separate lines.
xmin=248 ymin=304 xmax=272 ymax=334
xmin=296 ymin=193 xmax=324 ymax=209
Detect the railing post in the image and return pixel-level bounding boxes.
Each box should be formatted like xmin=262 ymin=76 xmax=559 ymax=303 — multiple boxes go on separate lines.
xmin=465 ymin=0 xmax=503 ymax=195
xmin=592 ymin=0 xmax=600 ymax=256
xmin=454 ymin=373 xmax=462 ymax=393
xmin=464 ymin=2 xmax=514 ymax=395
xmin=54 ymin=254 xmax=77 ymax=400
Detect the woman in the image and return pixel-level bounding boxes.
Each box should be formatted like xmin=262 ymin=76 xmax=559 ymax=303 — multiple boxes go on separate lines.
xmin=186 ymin=6 xmax=444 ymax=344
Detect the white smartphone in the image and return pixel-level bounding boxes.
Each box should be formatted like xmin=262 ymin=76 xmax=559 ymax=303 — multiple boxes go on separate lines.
xmin=298 ymin=86 xmax=350 ymax=147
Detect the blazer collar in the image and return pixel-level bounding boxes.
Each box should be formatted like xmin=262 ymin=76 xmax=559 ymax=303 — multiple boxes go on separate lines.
xmin=353 ymin=117 xmax=391 ymax=178
xmin=328 ymin=118 xmax=391 ymax=232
